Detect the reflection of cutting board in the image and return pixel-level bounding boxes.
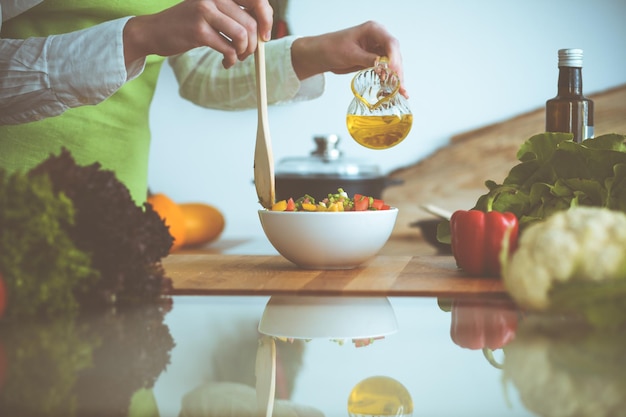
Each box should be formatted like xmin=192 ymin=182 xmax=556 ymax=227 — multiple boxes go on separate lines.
xmin=163 ymin=254 xmax=505 ymax=297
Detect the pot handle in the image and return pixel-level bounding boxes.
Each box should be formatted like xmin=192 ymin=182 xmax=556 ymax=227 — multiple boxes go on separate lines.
xmin=384 ymin=178 xmax=404 ymax=188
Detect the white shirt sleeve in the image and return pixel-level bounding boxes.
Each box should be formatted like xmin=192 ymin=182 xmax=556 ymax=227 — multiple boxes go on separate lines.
xmin=1 ymin=0 xmax=43 ymax=21
xmin=1 ymin=1 xmax=326 ymax=124
xmin=0 ymin=15 xmax=143 ymax=125
xmin=168 ymin=35 xmax=325 ymax=111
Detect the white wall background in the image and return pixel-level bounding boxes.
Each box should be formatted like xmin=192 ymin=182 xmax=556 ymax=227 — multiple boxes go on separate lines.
xmin=148 ymin=0 xmax=626 ymax=240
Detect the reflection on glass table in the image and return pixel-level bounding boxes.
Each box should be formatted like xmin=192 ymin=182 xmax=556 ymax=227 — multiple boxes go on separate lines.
xmin=442 ymin=296 xmax=520 ymax=368
xmin=255 ymin=296 xmax=405 ymax=417
xmin=0 ymin=303 xmax=174 ymax=417
xmin=0 ymin=295 xmax=624 ymax=416
xmin=347 ymin=375 xmax=413 ymax=417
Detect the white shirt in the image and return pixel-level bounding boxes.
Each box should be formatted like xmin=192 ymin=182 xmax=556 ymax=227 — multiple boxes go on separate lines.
xmin=0 ymin=0 xmax=324 ymax=125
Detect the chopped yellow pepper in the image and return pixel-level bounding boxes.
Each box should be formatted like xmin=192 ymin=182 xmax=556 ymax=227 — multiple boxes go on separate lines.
xmin=271 ymin=200 xmax=287 ymax=211
xmin=327 ymin=202 xmax=344 ymax=212
xmin=302 ymin=202 xmax=317 ymax=211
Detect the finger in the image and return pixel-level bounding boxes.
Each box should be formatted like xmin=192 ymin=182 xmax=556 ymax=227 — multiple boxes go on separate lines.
xmin=386 ymin=56 xmax=409 ymax=98
xmin=348 ymin=51 xmax=410 ymax=98
xmin=379 ymin=54 xmax=408 ymax=98
xmin=358 ymin=22 xmax=406 ymax=85
xmin=386 ymin=55 xmax=405 ymax=87
xmin=211 ymin=0 xmax=260 ymax=58
xmin=237 ymin=0 xmax=274 ymax=41
xmin=332 ymin=50 xmax=378 ymax=75
xmin=399 ymin=85 xmax=409 ymax=99
xmin=369 ymin=45 xmax=407 ymax=97
xmin=196 ymin=24 xmax=241 ymax=68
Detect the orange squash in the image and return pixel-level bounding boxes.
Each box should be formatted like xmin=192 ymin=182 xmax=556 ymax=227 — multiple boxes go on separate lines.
xmin=147 ymin=193 xmax=186 ymax=252
xmin=179 ymin=203 xmax=225 ymax=247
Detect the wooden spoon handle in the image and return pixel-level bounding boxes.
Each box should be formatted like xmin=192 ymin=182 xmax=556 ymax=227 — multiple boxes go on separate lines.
xmin=254 ymin=39 xmax=276 ymax=209
xmin=255 ymin=40 xmax=269 ymax=120
xmin=255 ymin=335 xmax=276 ymax=417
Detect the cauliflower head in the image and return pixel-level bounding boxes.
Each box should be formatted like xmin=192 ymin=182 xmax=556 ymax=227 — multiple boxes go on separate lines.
xmin=503 ymin=207 xmax=626 ymax=310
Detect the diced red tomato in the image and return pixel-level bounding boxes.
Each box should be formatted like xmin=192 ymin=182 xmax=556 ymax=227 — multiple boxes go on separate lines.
xmin=354 ymin=195 xmax=369 ymax=211
xmin=286 ymin=198 xmax=296 ymax=211
xmin=371 ymin=199 xmax=385 ymax=210
xmin=353 ymin=336 xmax=384 ymax=347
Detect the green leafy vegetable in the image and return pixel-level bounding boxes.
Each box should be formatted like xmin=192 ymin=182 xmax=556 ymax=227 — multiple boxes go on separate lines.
xmin=437 ymin=132 xmax=626 ymax=244
xmin=29 ymin=149 xmax=174 ymax=307
xmin=0 ymin=170 xmax=98 ymax=318
xmin=0 ymin=148 xmax=174 ymax=318
xmin=479 ymin=132 xmax=626 ymax=224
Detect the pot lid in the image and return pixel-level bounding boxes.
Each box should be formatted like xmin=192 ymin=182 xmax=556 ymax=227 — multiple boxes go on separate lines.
xmin=275 ymin=135 xmax=381 ymax=178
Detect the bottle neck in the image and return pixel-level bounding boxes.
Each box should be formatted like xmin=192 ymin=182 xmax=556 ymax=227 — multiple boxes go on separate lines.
xmin=557 ymin=66 xmax=583 ymax=97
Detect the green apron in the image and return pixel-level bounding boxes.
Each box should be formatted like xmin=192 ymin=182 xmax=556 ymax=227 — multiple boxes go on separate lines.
xmin=0 ymin=0 xmax=178 ymax=204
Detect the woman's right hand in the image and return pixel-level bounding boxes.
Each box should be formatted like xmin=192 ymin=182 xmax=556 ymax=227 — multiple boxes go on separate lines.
xmin=123 ymin=0 xmax=273 ymax=69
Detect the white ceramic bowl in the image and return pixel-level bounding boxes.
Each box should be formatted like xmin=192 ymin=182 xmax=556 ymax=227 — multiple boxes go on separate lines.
xmin=258 ymin=296 xmax=399 ymax=340
xmin=258 ymin=208 xmax=398 ymax=269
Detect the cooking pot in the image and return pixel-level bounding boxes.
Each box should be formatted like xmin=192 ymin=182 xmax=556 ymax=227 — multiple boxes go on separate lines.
xmin=275 ymin=134 xmax=403 ymax=202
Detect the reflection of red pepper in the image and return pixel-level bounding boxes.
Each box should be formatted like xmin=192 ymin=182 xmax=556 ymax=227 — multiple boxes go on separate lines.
xmin=450 ymin=298 xmax=518 ymax=350
xmin=450 ymin=209 xmax=518 ymax=277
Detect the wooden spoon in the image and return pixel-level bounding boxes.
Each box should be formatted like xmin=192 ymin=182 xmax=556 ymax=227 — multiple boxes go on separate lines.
xmin=255 ymin=335 xmax=276 ymax=417
xmin=254 ymin=39 xmax=276 ymax=209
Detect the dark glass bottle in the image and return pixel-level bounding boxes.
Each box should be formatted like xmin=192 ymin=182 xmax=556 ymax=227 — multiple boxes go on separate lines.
xmin=546 ymin=48 xmax=594 ymax=143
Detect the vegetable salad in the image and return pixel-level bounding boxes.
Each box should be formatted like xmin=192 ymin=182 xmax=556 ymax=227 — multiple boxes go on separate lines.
xmin=271 ymin=188 xmax=392 ymax=212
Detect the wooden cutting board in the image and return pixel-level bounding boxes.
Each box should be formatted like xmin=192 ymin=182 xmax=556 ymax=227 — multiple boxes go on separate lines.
xmin=162 ymin=254 xmax=505 ymax=297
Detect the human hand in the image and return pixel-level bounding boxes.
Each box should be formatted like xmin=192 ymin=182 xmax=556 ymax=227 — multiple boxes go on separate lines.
xmin=291 ymin=21 xmax=408 ymax=98
xmin=123 ymin=0 xmax=273 ymax=68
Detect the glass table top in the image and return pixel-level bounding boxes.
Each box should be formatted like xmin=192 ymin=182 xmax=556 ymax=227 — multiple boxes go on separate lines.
xmin=1 ymin=292 xmax=620 ymax=417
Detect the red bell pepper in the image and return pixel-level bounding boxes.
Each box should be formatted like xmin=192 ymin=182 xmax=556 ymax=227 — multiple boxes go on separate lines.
xmin=450 ymin=209 xmax=518 ymax=277
xmin=450 ymin=298 xmax=518 ymax=351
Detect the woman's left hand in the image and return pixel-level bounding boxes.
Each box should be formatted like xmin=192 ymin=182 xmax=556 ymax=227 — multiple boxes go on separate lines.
xmin=291 ymin=21 xmax=408 ymax=98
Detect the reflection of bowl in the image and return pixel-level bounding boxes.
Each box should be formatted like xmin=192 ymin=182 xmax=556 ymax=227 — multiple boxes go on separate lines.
xmin=258 ymin=208 xmax=398 ymax=269
xmin=258 ymin=296 xmax=398 ymax=340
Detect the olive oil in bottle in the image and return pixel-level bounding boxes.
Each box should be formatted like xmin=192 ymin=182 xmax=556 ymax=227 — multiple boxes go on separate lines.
xmin=347 ymin=57 xmax=412 ymax=150
xmin=346 ymin=113 xmax=413 ymax=150
xmin=546 ymin=48 xmax=594 ymax=143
